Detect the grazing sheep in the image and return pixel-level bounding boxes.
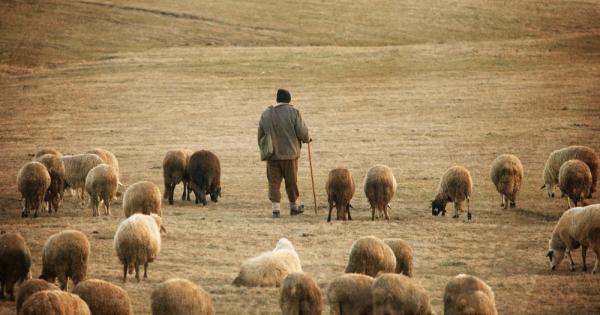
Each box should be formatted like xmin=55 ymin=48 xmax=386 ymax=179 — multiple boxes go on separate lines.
xmin=35 ymin=154 xmax=66 ymax=214
xmin=114 ymin=213 xmax=163 ymax=282
xmin=345 ymin=236 xmax=396 ymax=277
xmin=122 ymin=181 xmax=162 ymax=217
xmin=233 ymin=238 xmax=302 ymax=287
xmin=19 ymin=290 xmax=91 ymax=315
xmin=187 ymin=150 xmax=222 ymax=206
xmin=490 ymin=154 xmax=523 ymax=209
xmin=363 ymin=165 xmax=397 ymax=221
xmin=61 ymin=154 xmax=104 ymax=202
xmin=40 ymin=230 xmax=90 ymax=290
xmin=384 ymin=238 xmax=414 ymax=277
xmin=372 ymin=273 xmax=435 ymax=315
xmin=0 ymin=232 xmax=31 ymax=300
xmin=443 ymin=274 xmax=497 ymax=315
xmin=16 ymin=279 xmax=60 ymax=313
xmin=162 ymin=149 xmax=193 ymax=205
xmin=327 ymin=273 xmax=374 ymax=315
xmin=151 ymin=278 xmax=215 ymax=315
xmin=34 ymin=148 xmax=62 ymax=159
xmin=558 ymin=159 xmax=592 ymax=208
xmin=432 ymin=166 xmax=473 ymax=220
xmin=326 ymin=168 xmax=355 ymax=222
xmin=73 ymin=279 xmax=133 ymax=315
xmin=547 ymin=204 xmax=600 ymax=273
xmin=541 ymin=145 xmax=599 ymax=198
xmin=279 ymin=272 xmax=322 ymax=315
xmin=86 ymin=148 xmax=120 ymax=179
xmin=17 ymin=161 xmax=51 ymax=218
xmin=85 ymin=164 xmax=118 ymax=216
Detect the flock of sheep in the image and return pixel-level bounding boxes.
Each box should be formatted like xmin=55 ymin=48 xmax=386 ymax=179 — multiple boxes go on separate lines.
xmin=1 ymin=144 xmax=599 ymax=314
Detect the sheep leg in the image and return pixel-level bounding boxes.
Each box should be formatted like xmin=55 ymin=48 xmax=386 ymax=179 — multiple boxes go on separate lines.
xmin=383 ymin=205 xmax=390 ymax=220
xmin=21 ymin=198 xmax=27 ymax=217
xmin=501 ymin=195 xmax=506 ymax=209
xmin=135 ymin=264 xmax=141 ymax=282
xmin=592 ymin=248 xmax=600 ymax=274
xmin=567 ymin=251 xmax=576 ymax=271
xmin=122 ymin=263 xmax=128 ymax=282
xmin=105 ymin=195 xmax=111 ymax=216
xmin=371 ymin=206 xmax=376 ymax=221
xmin=567 ymin=197 xmax=574 ymax=209
xmin=327 ymin=204 xmax=334 ymax=222
xmin=347 ymin=204 xmax=352 ymax=221
xmin=582 ymin=245 xmax=588 ymax=272
xmin=58 ymin=274 xmax=68 ymax=291
xmin=452 ymin=202 xmax=459 ymax=218
xmin=0 ymin=281 xmax=5 ymax=299
xmin=144 ymin=262 xmax=148 ymax=279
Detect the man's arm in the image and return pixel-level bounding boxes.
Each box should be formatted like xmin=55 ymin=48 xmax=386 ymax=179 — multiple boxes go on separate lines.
xmin=258 ymin=120 xmax=265 ymax=145
xmin=295 ymin=110 xmax=310 ymax=143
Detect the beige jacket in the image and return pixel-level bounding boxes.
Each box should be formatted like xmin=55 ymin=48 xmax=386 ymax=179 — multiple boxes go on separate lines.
xmin=258 ymin=103 xmax=310 ymax=160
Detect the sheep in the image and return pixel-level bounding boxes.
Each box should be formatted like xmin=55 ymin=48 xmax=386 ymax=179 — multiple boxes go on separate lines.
xmin=547 ymin=204 xmax=600 ymax=273
xmin=17 ymin=161 xmax=51 ymax=218
xmin=372 ymin=273 xmax=436 ymax=315
xmin=344 ymin=236 xmax=396 ymax=277
xmin=72 ymin=279 xmax=133 ymax=315
xmin=432 ymin=165 xmax=473 ymax=220
xmin=558 ymin=159 xmax=592 ymax=208
xmin=40 ymin=230 xmax=90 ymax=290
xmin=122 ymin=181 xmax=162 ymax=217
xmin=19 ymin=289 xmax=91 ymax=315
xmin=86 ymin=148 xmax=122 ymax=189
xmin=0 ymin=232 xmax=31 ymax=300
xmin=187 ymin=150 xmax=222 ymax=206
xmin=541 ymin=145 xmax=599 ymax=198
xmin=326 ymin=168 xmax=355 ymax=222
xmin=114 ymin=213 xmax=164 ymax=282
xmin=490 ymin=154 xmax=523 ymax=209
xmin=85 ymin=164 xmax=118 ymax=216
xmin=35 ymin=153 xmax=66 ymax=214
xmin=162 ymin=149 xmax=193 ymax=205
xmin=384 ymin=238 xmax=414 ymax=277
xmin=327 ymin=273 xmax=374 ymax=315
xmin=34 ymin=148 xmax=62 ymax=159
xmin=61 ymin=154 xmax=104 ymax=202
xmin=363 ymin=165 xmax=397 ymax=221
xmin=279 ymin=272 xmax=322 ymax=315
xmin=151 ymin=278 xmax=215 ymax=315
xmin=443 ymin=274 xmax=497 ymax=315
xmin=233 ymin=238 xmax=302 ymax=287
xmin=16 ymin=279 xmax=60 ymax=313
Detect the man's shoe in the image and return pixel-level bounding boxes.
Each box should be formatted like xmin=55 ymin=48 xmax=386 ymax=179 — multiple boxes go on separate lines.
xmin=290 ymin=204 xmax=305 ymax=216
xmin=272 ymin=211 xmax=281 ymax=218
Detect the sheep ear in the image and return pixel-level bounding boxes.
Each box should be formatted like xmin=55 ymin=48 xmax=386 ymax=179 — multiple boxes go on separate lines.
xmin=546 ymin=250 xmax=553 ymax=258
xmin=540 ymin=185 xmax=546 ymax=190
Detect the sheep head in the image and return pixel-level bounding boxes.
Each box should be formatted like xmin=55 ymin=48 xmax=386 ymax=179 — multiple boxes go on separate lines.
xmin=547 ymin=239 xmax=565 ymax=271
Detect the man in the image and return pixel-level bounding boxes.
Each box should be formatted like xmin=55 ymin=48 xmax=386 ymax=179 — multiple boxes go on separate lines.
xmin=258 ymin=89 xmax=311 ymax=218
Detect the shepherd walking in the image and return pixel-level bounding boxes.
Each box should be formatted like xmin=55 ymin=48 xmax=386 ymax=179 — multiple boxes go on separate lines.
xmin=258 ymin=89 xmax=311 ymax=218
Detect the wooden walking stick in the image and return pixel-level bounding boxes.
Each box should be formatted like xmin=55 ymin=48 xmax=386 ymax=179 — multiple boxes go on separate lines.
xmin=307 ymin=141 xmax=317 ymax=214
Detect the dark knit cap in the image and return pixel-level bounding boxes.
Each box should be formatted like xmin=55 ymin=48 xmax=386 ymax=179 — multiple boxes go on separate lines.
xmin=276 ymin=89 xmax=291 ymax=103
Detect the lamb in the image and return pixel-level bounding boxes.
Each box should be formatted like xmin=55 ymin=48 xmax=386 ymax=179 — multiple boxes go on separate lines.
xmin=233 ymin=238 xmax=302 ymax=287
xmin=16 ymin=279 xmax=60 ymax=314
xmin=344 ymin=236 xmax=396 ymax=277
xmin=114 ymin=213 xmax=164 ymax=282
xmin=72 ymin=279 xmax=133 ymax=315
xmin=279 ymin=272 xmax=322 ymax=315
xmin=363 ymin=165 xmax=397 ymax=221
xmin=541 ymin=145 xmax=599 ymax=198
xmin=40 ymin=230 xmax=90 ymax=290
xmin=122 ymin=181 xmax=162 ymax=217
xmin=17 ymin=161 xmax=51 ymax=218
xmin=443 ymin=274 xmax=497 ymax=315
xmin=187 ymin=150 xmax=222 ymax=206
xmin=35 ymin=154 xmax=66 ymax=214
xmin=85 ymin=164 xmax=118 ymax=216
xmin=558 ymin=159 xmax=592 ymax=208
xmin=326 ymin=168 xmax=355 ymax=222
xmin=490 ymin=154 xmax=523 ymax=209
xmin=371 ymin=273 xmax=436 ymax=315
xmin=384 ymin=238 xmax=414 ymax=277
xmin=34 ymin=148 xmax=62 ymax=159
xmin=151 ymin=278 xmax=215 ymax=315
xmin=61 ymin=154 xmax=104 ymax=202
xmin=0 ymin=232 xmax=31 ymax=300
xmin=432 ymin=166 xmax=473 ymax=220
xmin=547 ymin=204 xmax=600 ymax=273
xmin=163 ymin=149 xmax=194 ymax=205
xmin=327 ymin=273 xmax=374 ymax=315
xmin=19 ymin=290 xmax=91 ymax=315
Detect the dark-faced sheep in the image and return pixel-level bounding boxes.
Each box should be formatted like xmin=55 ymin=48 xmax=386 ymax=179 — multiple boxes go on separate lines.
xmin=327 ymin=273 xmax=374 ymax=315
xmin=490 ymin=154 xmax=523 ymax=209
xmin=432 ymin=165 xmax=473 ymax=220
xmin=0 ymin=232 xmax=31 ymax=300
xmin=187 ymin=150 xmax=222 ymax=206
xmin=19 ymin=289 xmax=91 ymax=315
xmin=372 ymin=273 xmax=436 ymax=315
xmin=542 ymin=145 xmax=599 ymax=198
xmin=363 ymin=165 xmax=396 ymax=221
xmin=16 ymin=279 xmax=60 ymax=314
xmin=163 ymin=149 xmax=194 ymax=205
xmin=384 ymin=238 xmax=414 ymax=277
xmin=85 ymin=164 xmax=118 ymax=216
xmin=122 ymin=181 xmax=162 ymax=217
xmin=151 ymin=278 xmax=215 ymax=315
xmin=326 ymin=168 xmax=355 ymax=222
xmin=35 ymin=154 xmax=66 ymax=214
xmin=558 ymin=159 xmax=592 ymax=208
xmin=61 ymin=154 xmax=104 ymax=203
xmin=17 ymin=161 xmax=51 ymax=218
xmin=279 ymin=272 xmax=322 ymax=315
xmin=34 ymin=148 xmax=62 ymax=159
xmin=345 ymin=236 xmax=396 ymax=277
xmin=40 ymin=230 xmax=90 ymax=290
xmin=72 ymin=279 xmax=133 ymax=315
xmin=443 ymin=274 xmax=497 ymax=315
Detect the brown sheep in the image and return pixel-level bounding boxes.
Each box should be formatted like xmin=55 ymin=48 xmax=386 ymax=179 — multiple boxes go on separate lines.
xmin=443 ymin=274 xmax=497 ymax=315
xmin=363 ymin=165 xmax=397 ymax=221
xmin=372 ymin=273 xmax=436 ymax=315
xmin=490 ymin=154 xmax=523 ymax=209
xmin=432 ymin=165 xmax=473 ymax=220
xmin=279 ymin=272 xmax=322 ymax=315
xmin=327 ymin=273 xmax=374 ymax=315
xmin=151 ymin=278 xmax=215 ymax=315
xmin=40 ymin=230 xmax=90 ymax=290
xmin=122 ymin=181 xmax=162 ymax=217
xmin=72 ymin=279 xmax=133 ymax=315
xmin=19 ymin=290 xmax=91 ymax=315
xmin=542 ymin=145 xmax=599 ymax=198
xmin=384 ymin=238 xmax=414 ymax=277
xmin=85 ymin=164 xmax=118 ymax=216
xmin=17 ymin=161 xmax=51 ymax=218
xmin=558 ymin=159 xmax=592 ymax=208
xmin=345 ymin=236 xmax=396 ymax=277
xmin=0 ymin=232 xmax=31 ymax=300
xmin=33 ymin=148 xmax=62 ymax=159
xmin=188 ymin=150 xmax=222 ymax=206
xmin=16 ymin=279 xmax=60 ymax=313
xmin=326 ymin=168 xmax=355 ymax=222
xmin=35 ymin=154 xmax=66 ymax=214
xmin=162 ymin=149 xmax=193 ymax=205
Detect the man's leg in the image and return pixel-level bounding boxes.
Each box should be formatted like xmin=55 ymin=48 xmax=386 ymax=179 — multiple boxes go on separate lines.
xmin=267 ymin=160 xmax=283 ymax=217
xmin=282 ymin=159 xmax=302 ymax=215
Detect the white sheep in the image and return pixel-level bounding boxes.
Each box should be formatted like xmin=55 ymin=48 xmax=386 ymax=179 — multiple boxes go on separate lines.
xmin=443 ymin=274 xmax=497 ymax=315
xmin=344 ymin=235 xmax=396 ymax=277
xmin=372 ymin=273 xmax=436 ymax=315
xmin=490 ymin=154 xmax=523 ymax=209
xmin=327 ymin=273 xmax=374 ymax=315
xmin=17 ymin=161 xmax=51 ymax=218
xmin=61 ymin=154 xmax=104 ymax=202
xmin=85 ymin=164 xmax=118 ymax=216
xmin=432 ymin=165 xmax=473 ymax=220
xmin=541 ymin=145 xmax=599 ymax=198
xmin=558 ymin=159 xmax=592 ymax=208
xmin=86 ymin=148 xmax=121 ymax=185
xmin=122 ymin=181 xmax=162 ymax=217
xmin=363 ymin=165 xmax=397 ymax=221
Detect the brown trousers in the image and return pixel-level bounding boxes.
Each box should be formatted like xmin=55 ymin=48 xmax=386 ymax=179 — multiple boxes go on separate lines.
xmin=267 ymin=159 xmax=299 ymax=203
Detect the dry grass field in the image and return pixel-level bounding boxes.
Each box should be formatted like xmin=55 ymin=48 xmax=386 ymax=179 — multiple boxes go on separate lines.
xmin=1 ymin=0 xmax=600 ymax=314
